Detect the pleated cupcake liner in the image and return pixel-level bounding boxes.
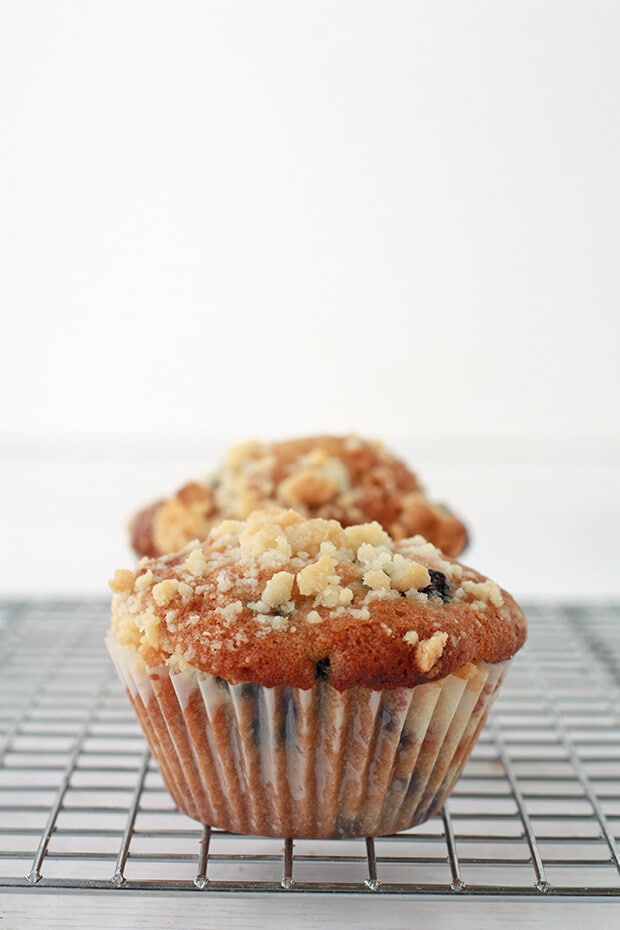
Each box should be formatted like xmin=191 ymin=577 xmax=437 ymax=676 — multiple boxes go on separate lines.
xmin=106 ymin=634 xmax=508 ymax=839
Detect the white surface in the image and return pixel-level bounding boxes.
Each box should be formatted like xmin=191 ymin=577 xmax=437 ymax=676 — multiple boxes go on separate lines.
xmin=1 ymin=893 xmax=620 ymax=930
xmin=1 ymin=0 xmax=619 ymax=447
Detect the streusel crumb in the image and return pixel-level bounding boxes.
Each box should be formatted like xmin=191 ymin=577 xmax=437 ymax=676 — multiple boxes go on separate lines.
xmin=129 ymin=435 xmax=468 ymax=559
xmin=112 ymin=508 xmax=526 ymax=691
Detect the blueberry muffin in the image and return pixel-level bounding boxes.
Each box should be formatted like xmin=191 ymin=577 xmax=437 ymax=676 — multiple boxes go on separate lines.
xmin=109 ymin=508 xmax=526 ymax=839
xmin=129 ymin=435 xmax=467 ymax=560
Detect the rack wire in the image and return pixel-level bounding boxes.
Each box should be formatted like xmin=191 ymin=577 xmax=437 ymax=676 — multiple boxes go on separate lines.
xmin=1 ymin=600 xmax=619 ymax=898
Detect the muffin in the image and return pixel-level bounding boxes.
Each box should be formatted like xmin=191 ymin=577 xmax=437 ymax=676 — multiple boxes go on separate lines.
xmin=129 ymin=434 xmax=467 ymax=559
xmin=108 ymin=508 xmax=526 ymax=839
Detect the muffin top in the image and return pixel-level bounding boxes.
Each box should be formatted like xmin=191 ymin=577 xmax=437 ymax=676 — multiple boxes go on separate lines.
xmin=130 ymin=435 xmax=467 ymax=560
xmin=112 ymin=508 xmax=526 ymax=691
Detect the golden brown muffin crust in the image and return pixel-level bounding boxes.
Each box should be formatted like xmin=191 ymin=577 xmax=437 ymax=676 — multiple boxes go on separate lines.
xmin=129 ymin=435 xmax=468 ymax=559
xmin=113 ymin=509 xmax=525 ymax=691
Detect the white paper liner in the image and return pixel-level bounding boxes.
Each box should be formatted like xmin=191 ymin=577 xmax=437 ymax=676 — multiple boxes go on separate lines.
xmin=106 ymin=634 xmax=508 ymax=839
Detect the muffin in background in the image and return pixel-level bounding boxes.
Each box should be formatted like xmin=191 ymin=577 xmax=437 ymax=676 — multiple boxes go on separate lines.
xmin=129 ymin=435 xmax=467 ymax=559
xmin=109 ymin=508 xmax=526 ymax=839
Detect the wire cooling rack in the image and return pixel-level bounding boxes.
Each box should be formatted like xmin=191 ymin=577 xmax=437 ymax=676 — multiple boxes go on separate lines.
xmin=1 ymin=600 xmax=619 ymax=899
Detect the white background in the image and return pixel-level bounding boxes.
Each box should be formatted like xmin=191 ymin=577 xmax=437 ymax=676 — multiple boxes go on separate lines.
xmin=1 ymin=1 xmax=619 ymax=599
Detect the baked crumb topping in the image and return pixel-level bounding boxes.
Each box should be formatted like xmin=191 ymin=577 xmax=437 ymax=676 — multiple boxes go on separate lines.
xmin=111 ymin=508 xmax=525 ymax=690
xmin=260 ymin=572 xmax=295 ymax=609
xmin=109 ymin=568 xmax=135 ymax=593
xmin=129 ymin=435 xmax=469 ymax=560
xmin=415 ymin=631 xmax=449 ymax=673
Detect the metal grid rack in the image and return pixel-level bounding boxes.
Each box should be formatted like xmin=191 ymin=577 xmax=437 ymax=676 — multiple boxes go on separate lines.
xmin=1 ymin=600 xmax=619 ymax=898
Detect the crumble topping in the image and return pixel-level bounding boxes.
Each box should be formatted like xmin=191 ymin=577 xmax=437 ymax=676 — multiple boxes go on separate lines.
xmin=135 ymin=569 xmax=155 ymax=591
xmin=254 ymin=613 xmax=290 ymax=631
xmin=415 ymin=631 xmax=449 ymax=673
xmin=185 ymin=547 xmax=209 ymax=576
xmin=129 ymin=434 xmax=469 ymax=561
xmin=356 ymin=543 xmax=431 ymax=593
xmin=152 ymin=579 xmax=180 ymax=606
xmin=461 ymin=579 xmax=504 ymax=607
xmin=297 ymin=554 xmax=354 ymax=608
xmin=260 ymin=571 xmax=295 ymax=609
xmin=153 ymin=489 xmax=214 ymax=555
xmin=219 ymin=601 xmax=243 ymax=623
xmin=279 ymin=449 xmax=351 ymax=508
xmin=111 ymin=507 xmax=522 ymax=687
xmin=363 ymin=568 xmax=392 ymax=591
xmin=110 ymin=568 xmax=135 ymax=593
xmin=216 ymin=570 xmax=234 ymax=593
